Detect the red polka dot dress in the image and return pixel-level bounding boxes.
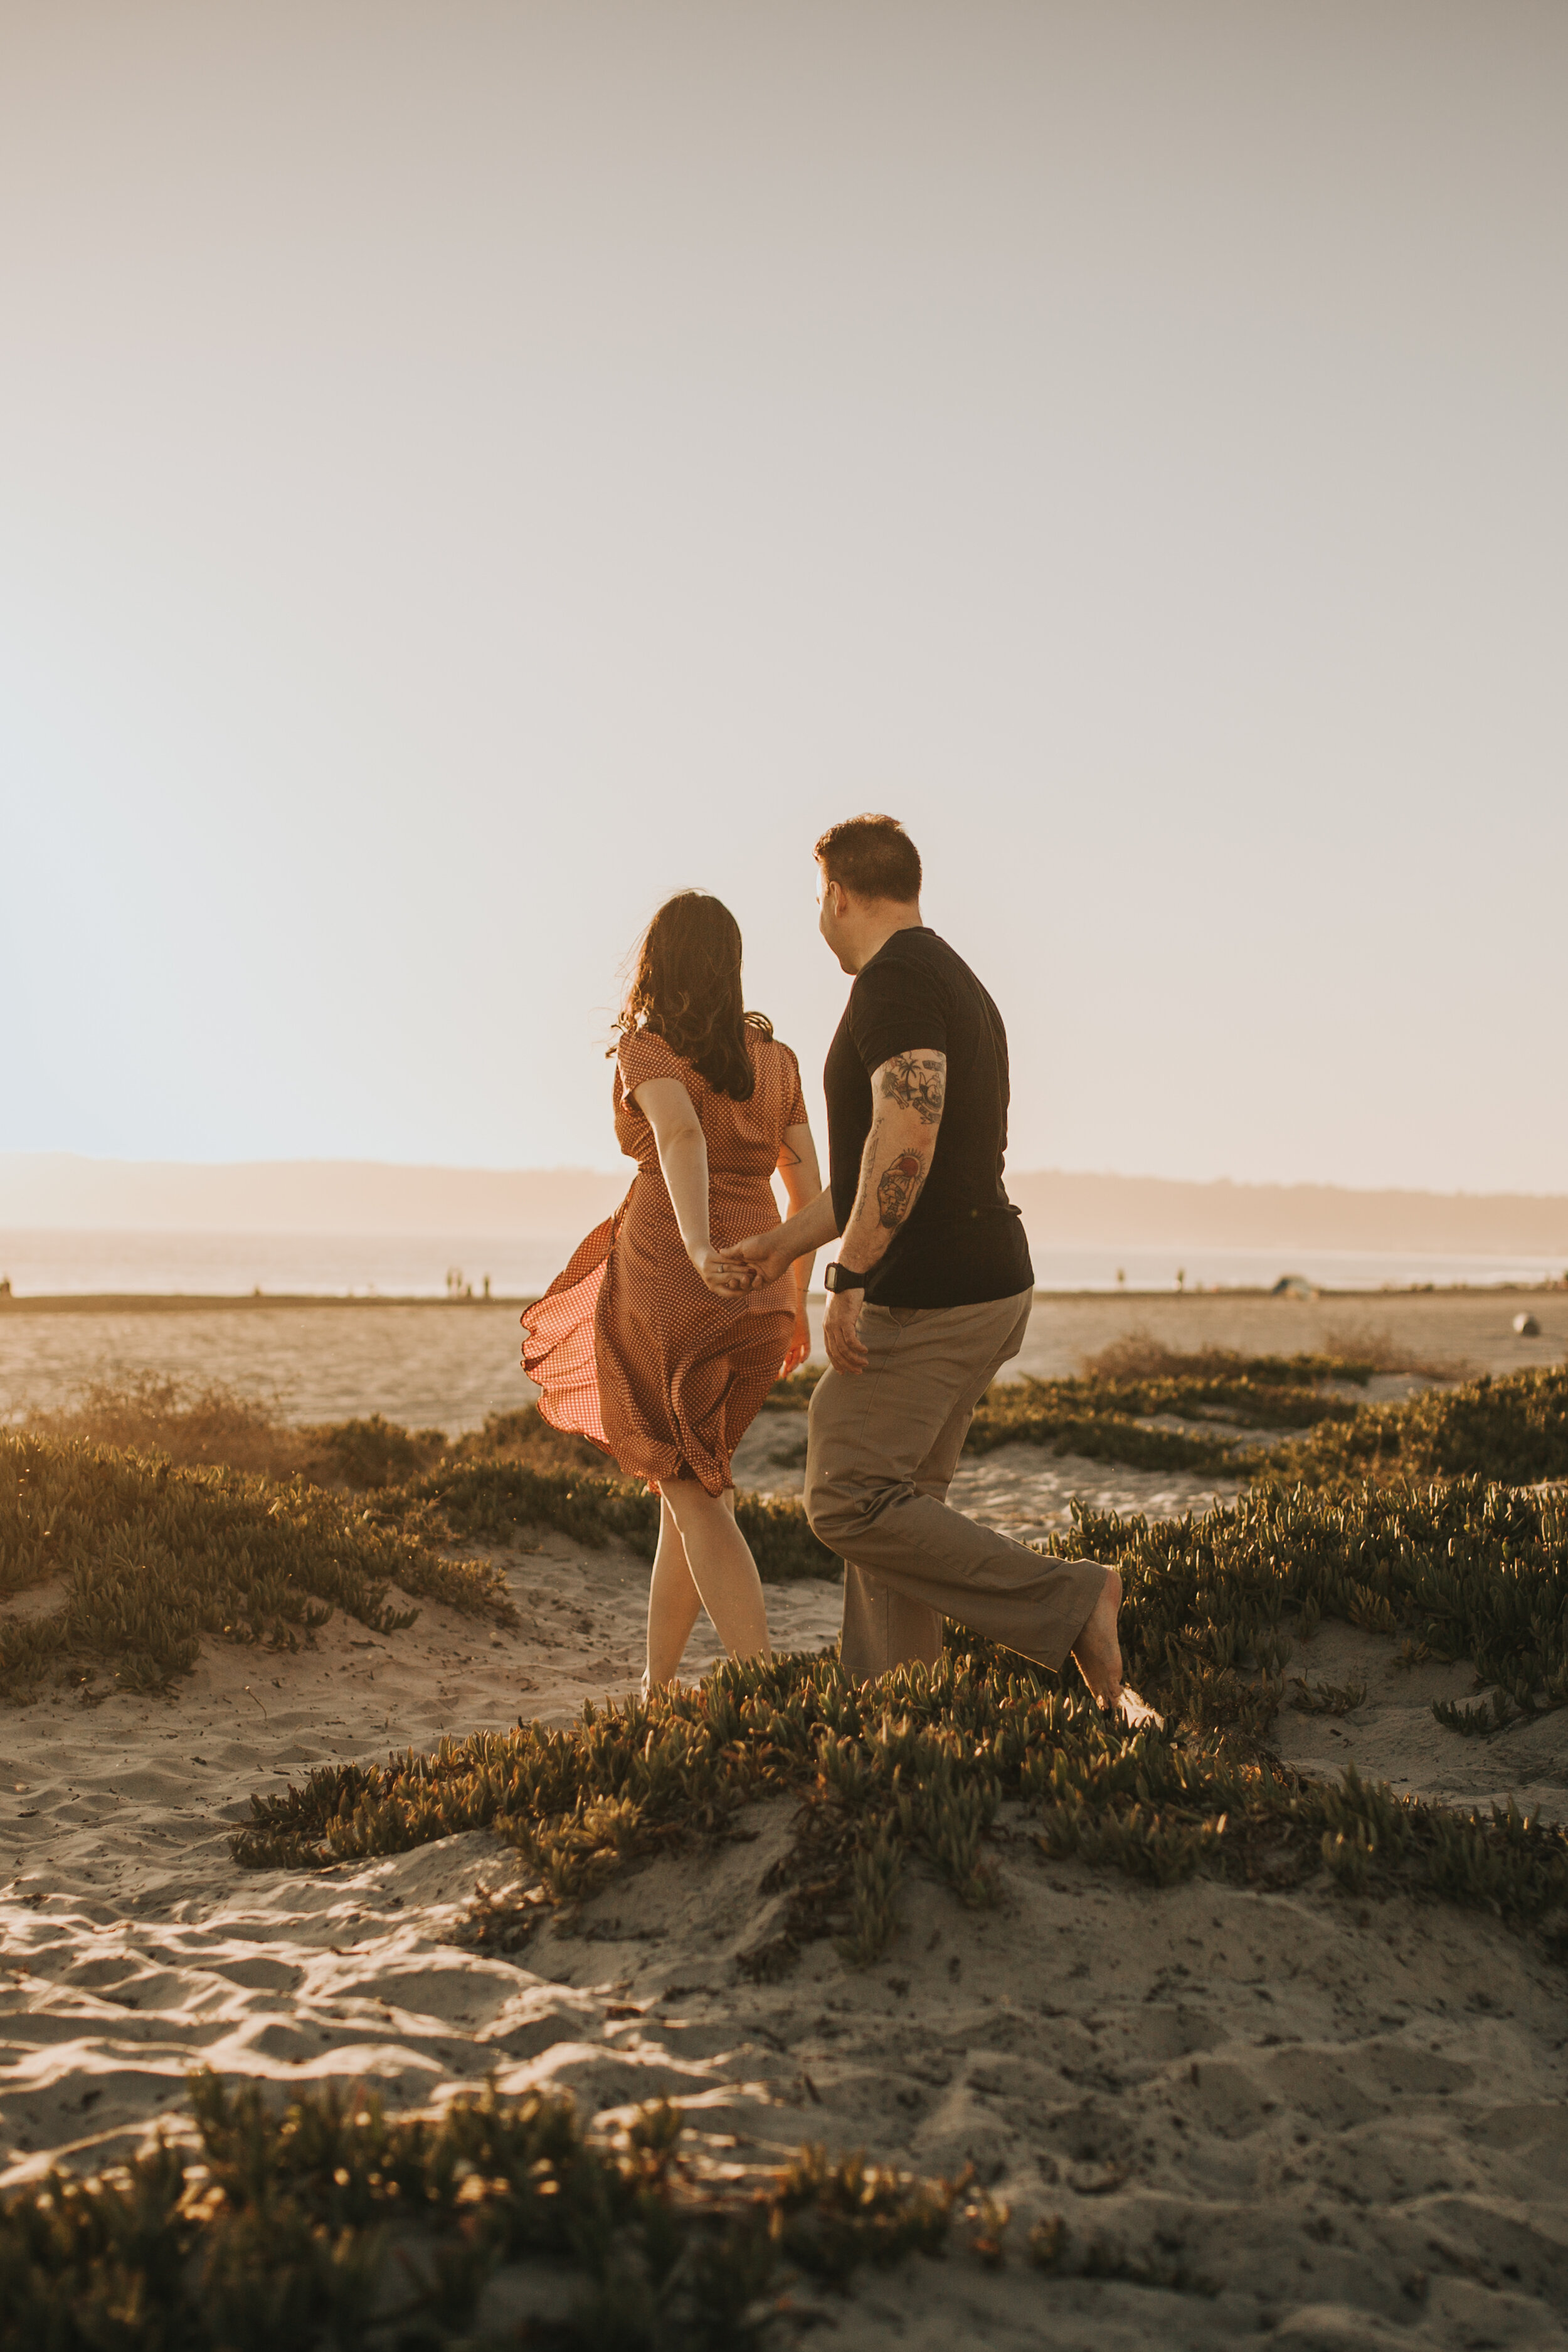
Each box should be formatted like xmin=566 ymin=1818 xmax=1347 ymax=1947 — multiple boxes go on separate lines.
xmin=521 ymin=1027 xmax=807 ymax=1496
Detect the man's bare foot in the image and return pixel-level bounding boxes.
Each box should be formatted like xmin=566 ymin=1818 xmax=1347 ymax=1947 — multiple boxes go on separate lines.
xmin=1071 ymin=1567 xmax=1124 ymax=1710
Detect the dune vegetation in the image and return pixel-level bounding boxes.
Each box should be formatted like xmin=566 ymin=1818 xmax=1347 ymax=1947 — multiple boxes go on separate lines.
xmin=232 ymin=1475 xmax=1568 ymax=1939
xmin=958 ymin=1338 xmax=1487 ymax=1469
xmin=221 ymin=1350 xmax=1568 ymax=1977
xmin=762 ymin=1335 xmax=1463 ymax=1475
xmin=7 ymin=1355 xmax=1567 ymax=1702
xmin=0 ymin=1381 xmax=840 ymax=1699
xmin=0 ymin=2073 xmax=995 ymax=2351
xmin=1253 ymin=1364 xmax=1568 ymax=1489
xmin=16 ymin=1374 xmax=456 ymax=1488
xmin=0 ymin=1430 xmax=512 ymax=1702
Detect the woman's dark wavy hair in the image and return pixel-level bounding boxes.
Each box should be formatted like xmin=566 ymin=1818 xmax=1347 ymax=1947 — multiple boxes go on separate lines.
xmin=615 ymin=891 xmax=772 ymax=1100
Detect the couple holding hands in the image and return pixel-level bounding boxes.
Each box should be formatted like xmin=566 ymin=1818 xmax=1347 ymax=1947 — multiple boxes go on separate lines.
xmin=522 ymin=813 xmax=1127 ymax=1708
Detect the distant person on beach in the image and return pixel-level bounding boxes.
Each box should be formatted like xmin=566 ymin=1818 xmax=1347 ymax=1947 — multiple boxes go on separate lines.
xmin=522 ymin=893 xmax=820 ymax=1687
xmin=731 ymin=815 xmax=1130 ymax=1708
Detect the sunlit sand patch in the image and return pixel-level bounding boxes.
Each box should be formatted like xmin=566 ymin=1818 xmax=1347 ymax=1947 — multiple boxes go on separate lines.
xmin=5 ymin=1752 xmax=1565 ymax=2346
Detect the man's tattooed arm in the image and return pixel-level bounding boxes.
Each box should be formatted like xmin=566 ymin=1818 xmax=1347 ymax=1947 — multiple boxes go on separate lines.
xmin=832 ymin=1052 xmax=946 ymax=1275
xmin=877 ymin=1150 xmax=926 ymax=1230
xmin=876 ymin=1051 xmax=946 ymax=1125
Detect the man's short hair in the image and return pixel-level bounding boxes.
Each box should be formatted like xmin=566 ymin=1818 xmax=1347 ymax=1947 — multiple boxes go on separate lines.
xmin=813 ymin=813 xmax=922 ymax=904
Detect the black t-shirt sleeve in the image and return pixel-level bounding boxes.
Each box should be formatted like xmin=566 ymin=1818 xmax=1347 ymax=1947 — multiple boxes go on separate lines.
xmin=849 ymin=945 xmax=949 ymax=1074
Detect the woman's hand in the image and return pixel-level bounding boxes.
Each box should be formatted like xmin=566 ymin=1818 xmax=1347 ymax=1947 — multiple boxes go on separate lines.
xmin=689 ymin=1242 xmax=756 ymax=1298
xmin=780 ymin=1305 xmax=812 ymax=1378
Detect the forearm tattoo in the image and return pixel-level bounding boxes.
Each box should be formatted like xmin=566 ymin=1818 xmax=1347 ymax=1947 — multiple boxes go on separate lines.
xmin=877 ymin=1052 xmax=946 ymax=1124
xmin=877 ymin=1150 xmax=926 ymax=1229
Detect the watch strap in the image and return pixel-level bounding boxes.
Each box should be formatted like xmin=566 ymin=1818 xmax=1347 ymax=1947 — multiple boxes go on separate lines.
xmin=827 ymin=1263 xmax=869 ymax=1293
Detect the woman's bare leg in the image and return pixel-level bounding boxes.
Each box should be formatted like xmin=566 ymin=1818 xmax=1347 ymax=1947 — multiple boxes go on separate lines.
xmin=646 ymin=1494 xmax=704 ymax=1688
xmin=659 ymin=1479 xmax=772 ymax=1669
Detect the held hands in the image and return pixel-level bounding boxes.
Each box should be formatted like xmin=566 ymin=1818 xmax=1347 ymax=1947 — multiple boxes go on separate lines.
xmin=688 ymin=1242 xmax=757 ymax=1298
xmin=724 ymin=1231 xmax=795 ymax=1288
xmin=692 ymin=1229 xmax=806 ymax=1299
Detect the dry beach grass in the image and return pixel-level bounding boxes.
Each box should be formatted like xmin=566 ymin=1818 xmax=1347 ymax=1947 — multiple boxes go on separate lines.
xmin=1 ymin=1332 xmax=1565 ymax=2346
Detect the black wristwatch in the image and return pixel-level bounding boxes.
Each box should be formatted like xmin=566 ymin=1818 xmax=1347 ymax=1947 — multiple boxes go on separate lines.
xmin=824 ymin=1262 xmax=869 ymax=1294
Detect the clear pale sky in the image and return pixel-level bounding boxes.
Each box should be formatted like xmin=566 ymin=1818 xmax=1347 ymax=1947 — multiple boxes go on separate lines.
xmin=3 ymin=2 xmax=1564 ymax=1189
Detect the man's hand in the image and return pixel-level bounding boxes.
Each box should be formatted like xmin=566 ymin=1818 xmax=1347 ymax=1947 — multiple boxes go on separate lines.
xmin=823 ymin=1288 xmax=869 ymax=1375
xmin=723 ymin=1232 xmax=794 ymax=1286
xmin=725 ymin=1187 xmax=839 ymax=1291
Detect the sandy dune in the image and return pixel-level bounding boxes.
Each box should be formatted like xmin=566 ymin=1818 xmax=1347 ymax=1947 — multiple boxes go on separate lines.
xmin=3 ymin=1475 xmax=1565 ymax=2348
xmin=0 ymin=1528 xmax=840 ymax=2184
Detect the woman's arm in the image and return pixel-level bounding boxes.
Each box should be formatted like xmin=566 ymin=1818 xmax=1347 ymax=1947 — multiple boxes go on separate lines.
xmin=632 ymin=1077 xmax=750 ymax=1296
xmin=776 ymin=1122 xmax=822 ymax=1372
xmin=777 ymin=1121 xmax=823 ymax=1220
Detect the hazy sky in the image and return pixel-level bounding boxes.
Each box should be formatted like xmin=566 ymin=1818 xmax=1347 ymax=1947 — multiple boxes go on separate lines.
xmin=4 ymin=1 xmax=1564 ymax=1190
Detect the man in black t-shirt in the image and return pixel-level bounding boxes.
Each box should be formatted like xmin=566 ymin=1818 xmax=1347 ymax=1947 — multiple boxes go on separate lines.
xmin=821 ymin=920 xmax=1033 ymax=1312
xmin=730 ymin=815 xmax=1129 ymax=1705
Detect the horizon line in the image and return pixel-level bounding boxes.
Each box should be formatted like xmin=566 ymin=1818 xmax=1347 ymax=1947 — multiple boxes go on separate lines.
xmin=3 ymin=1149 xmax=1567 ymax=1207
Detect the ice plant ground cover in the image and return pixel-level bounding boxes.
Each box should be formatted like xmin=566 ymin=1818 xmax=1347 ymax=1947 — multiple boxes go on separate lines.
xmin=0 ymin=2072 xmax=995 ymax=2351
xmin=0 ymin=1432 xmax=513 ymax=1701
xmin=231 ymin=1488 xmax=1568 ymax=1942
xmin=6 ymin=1360 xmax=1565 ymax=1707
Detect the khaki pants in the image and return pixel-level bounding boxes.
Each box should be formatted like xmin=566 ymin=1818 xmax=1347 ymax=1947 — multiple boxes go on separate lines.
xmin=805 ymin=1287 xmax=1106 ymax=1682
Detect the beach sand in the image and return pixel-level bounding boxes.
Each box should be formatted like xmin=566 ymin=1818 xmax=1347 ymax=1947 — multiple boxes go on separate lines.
xmin=2 ymin=1291 xmax=1565 ymax=2342
xmin=3 ymin=1283 xmax=1565 ymax=1433
xmin=4 ymin=1520 xmax=1567 ymax=2343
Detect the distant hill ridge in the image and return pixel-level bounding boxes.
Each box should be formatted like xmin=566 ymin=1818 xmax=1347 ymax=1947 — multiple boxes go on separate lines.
xmin=1005 ymin=1172 xmax=1568 ymax=1255
xmin=3 ymin=1154 xmax=1567 ymax=1254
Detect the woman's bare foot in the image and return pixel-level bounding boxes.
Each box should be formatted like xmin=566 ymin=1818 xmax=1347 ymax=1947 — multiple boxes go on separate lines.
xmin=1071 ymin=1568 xmax=1124 ymax=1710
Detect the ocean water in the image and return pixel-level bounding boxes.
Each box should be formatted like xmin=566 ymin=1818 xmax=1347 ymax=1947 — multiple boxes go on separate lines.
xmin=0 ymin=1231 xmax=583 ymax=1300
xmin=1027 ymin=1244 xmax=1568 ymax=1294
xmin=0 ymin=1228 xmax=1562 ymax=1299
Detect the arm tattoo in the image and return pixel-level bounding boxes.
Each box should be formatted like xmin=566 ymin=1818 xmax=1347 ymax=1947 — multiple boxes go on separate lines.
xmin=877 ymin=1151 xmax=926 ymax=1230
xmin=877 ymin=1052 xmax=946 ymax=1124
xmin=776 ymin=1142 xmax=802 ymax=1168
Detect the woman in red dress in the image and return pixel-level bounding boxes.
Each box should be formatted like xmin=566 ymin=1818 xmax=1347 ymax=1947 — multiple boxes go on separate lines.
xmin=522 ymin=893 xmax=821 ymax=1685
